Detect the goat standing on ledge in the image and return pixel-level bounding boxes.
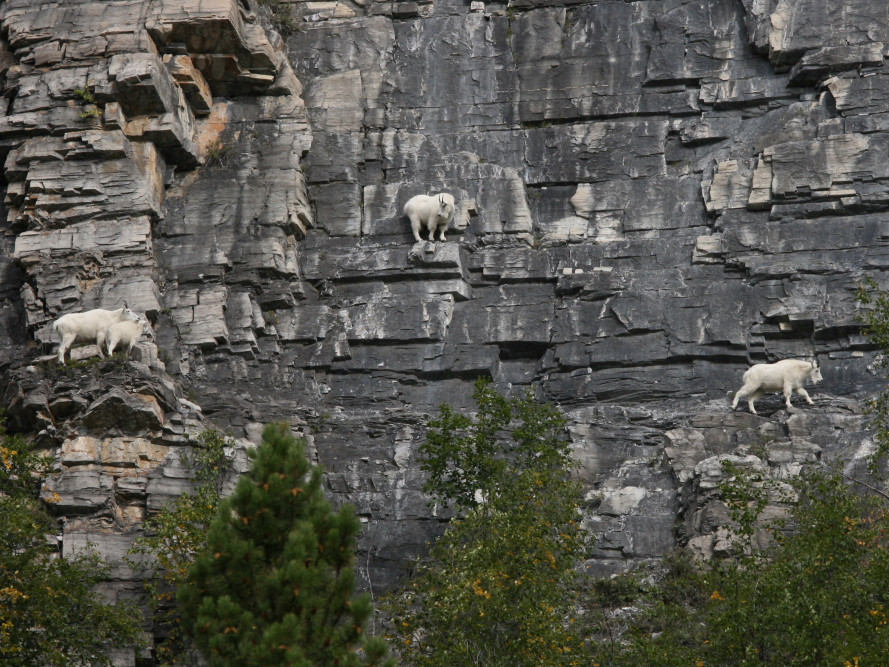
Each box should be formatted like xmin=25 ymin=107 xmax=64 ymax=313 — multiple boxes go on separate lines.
xmin=404 ymin=193 xmax=456 ymax=243
xmin=731 ymin=358 xmax=823 ymax=414
xmin=104 ymin=317 xmax=153 ymax=359
xmin=52 ymin=305 xmax=141 ymax=364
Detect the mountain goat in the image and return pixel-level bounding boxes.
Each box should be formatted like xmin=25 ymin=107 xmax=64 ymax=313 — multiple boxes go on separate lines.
xmin=103 ymin=317 xmax=153 ymax=359
xmin=731 ymin=359 xmax=822 ymax=414
xmin=52 ymin=306 xmax=141 ymax=364
xmin=404 ymin=193 xmax=456 ymax=243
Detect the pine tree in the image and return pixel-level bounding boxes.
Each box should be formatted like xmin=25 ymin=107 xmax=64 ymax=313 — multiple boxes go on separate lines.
xmin=178 ymin=423 xmax=392 ymax=666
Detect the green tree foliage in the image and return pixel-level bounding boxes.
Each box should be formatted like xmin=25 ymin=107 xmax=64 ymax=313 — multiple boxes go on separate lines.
xmin=0 ymin=420 xmax=143 ymax=665
xmin=390 ymin=379 xmax=588 ymax=666
xmin=129 ymin=428 xmax=232 ymax=664
xmin=606 ymin=472 xmax=889 ymax=666
xmin=178 ymin=423 xmax=392 ymax=666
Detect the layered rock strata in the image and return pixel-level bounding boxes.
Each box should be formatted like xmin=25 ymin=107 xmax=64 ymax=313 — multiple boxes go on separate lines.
xmin=0 ymin=1 xmax=311 ymax=661
xmin=1 ymin=0 xmax=889 ymax=662
xmin=281 ymin=0 xmax=888 ymax=580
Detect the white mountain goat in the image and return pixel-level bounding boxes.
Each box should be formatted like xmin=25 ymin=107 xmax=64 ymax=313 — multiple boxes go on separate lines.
xmin=103 ymin=317 xmax=153 ymax=359
xmin=731 ymin=359 xmax=823 ymax=414
xmin=404 ymin=193 xmax=456 ymax=243
xmin=52 ymin=305 xmax=141 ymax=364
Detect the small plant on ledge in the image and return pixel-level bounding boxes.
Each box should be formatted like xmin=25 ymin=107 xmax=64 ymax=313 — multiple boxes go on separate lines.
xmin=72 ymin=83 xmax=104 ymax=125
xmin=258 ymin=0 xmax=299 ymax=35
xmin=204 ymin=140 xmax=236 ymax=168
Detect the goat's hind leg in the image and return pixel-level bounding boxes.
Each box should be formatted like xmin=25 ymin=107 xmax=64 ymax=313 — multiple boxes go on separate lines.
xmin=57 ymin=333 xmax=76 ymax=364
xmin=95 ymin=331 xmax=107 ymax=358
xmin=731 ymin=387 xmax=746 ymax=410
xmin=408 ymin=215 xmax=423 ymax=243
xmin=747 ymin=389 xmax=764 ymax=414
xmin=782 ymin=384 xmax=797 ymax=411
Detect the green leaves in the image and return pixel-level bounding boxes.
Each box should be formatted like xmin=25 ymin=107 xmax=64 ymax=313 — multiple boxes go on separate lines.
xmin=0 ymin=419 xmax=143 ymax=665
xmin=420 ymin=378 xmax=570 ymax=511
xmin=604 ymin=472 xmax=889 ymax=667
xmin=392 ymin=381 xmax=587 ymax=666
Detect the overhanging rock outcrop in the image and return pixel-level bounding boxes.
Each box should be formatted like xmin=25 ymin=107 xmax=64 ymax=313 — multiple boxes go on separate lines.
xmin=0 ymin=1 xmax=312 ymax=661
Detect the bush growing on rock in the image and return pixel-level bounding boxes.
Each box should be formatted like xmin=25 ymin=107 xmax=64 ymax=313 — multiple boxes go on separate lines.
xmin=128 ymin=428 xmax=233 ymax=665
xmin=599 ymin=471 xmax=889 ymax=666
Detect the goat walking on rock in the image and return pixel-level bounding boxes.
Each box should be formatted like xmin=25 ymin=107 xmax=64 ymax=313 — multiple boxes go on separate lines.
xmin=731 ymin=359 xmax=822 ymax=414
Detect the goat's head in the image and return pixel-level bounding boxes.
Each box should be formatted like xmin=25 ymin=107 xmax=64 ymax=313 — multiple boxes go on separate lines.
xmin=438 ymin=194 xmax=454 ymax=219
xmin=810 ymin=360 xmax=823 ymax=384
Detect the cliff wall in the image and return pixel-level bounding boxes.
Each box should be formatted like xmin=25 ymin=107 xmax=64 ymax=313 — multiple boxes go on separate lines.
xmin=0 ymin=0 xmax=888 ymax=660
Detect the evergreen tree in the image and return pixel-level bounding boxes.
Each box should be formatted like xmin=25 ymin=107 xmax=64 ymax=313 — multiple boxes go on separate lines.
xmin=0 ymin=420 xmax=143 ymax=665
xmin=178 ymin=423 xmax=392 ymax=666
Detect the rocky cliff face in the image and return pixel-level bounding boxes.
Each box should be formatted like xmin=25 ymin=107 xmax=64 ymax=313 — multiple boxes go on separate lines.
xmin=1 ymin=0 xmax=888 ymax=660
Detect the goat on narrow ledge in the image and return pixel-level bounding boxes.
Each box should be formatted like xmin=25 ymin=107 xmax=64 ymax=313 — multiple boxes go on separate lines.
xmin=404 ymin=193 xmax=456 ymax=243
xmin=52 ymin=306 xmax=141 ymax=364
xmin=731 ymin=358 xmax=823 ymax=414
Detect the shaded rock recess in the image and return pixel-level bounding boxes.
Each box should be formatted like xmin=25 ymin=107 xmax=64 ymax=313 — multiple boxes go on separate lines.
xmin=1 ymin=0 xmax=889 ymax=661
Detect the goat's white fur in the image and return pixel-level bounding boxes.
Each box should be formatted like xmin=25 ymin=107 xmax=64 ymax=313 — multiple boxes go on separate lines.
xmin=52 ymin=306 xmax=141 ymax=364
xmin=404 ymin=193 xmax=456 ymax=243
xmin=731 ymin=359 xmax=822 ymax=414
xmin=104 ymin=317 xmax=153 ymax=358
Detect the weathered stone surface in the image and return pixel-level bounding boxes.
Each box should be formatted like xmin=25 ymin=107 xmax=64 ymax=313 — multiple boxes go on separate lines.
xmin=4 ymin=1 xmax=889 ymax=662
xmin=0 ymin=3 xmax=313 ymax=661
xmin=81 ymin=387 xmax=166 ymax=433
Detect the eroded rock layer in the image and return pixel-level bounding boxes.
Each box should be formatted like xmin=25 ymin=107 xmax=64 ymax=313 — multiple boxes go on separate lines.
xmin=1 ymin=0 xmax=889 ymax=661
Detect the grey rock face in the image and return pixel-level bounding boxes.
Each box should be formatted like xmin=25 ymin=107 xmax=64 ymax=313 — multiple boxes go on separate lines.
xmin=283 ymin=0 xmax=888 ymax=578
xmin=1 ymin=0 xmax=889 ymax=660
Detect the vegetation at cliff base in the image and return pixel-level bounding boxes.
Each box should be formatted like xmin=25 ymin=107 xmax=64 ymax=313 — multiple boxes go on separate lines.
xmin=178 ymin=422 xmax=393 ymax=666
xmin=129 ymin=428 xmax=233 ymax=665
xmin=388 ymin=378 xmax=588 ymax=666
xmin=597 ymin=470 xmax=889 ymax=666
xmin=0 ymin=419 xmax=143 ymax=665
